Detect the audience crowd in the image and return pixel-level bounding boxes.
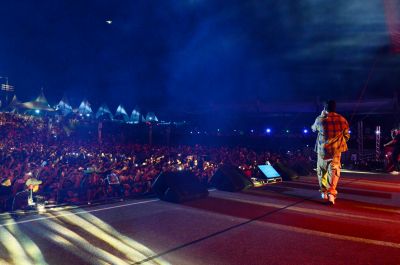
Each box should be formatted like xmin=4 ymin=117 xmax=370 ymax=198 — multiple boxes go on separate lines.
xmin=0 ymin=113 xmax=314 ymax=211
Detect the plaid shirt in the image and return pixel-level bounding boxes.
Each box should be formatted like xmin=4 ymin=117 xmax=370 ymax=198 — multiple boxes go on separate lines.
xmin=312 ymin=112 xmax=350 ymax=159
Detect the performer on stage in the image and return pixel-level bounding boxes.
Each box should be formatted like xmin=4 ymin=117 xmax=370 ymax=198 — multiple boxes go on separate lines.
xmin=384 ymin=128 xmax=400 ymax=175
xmin=311 ymin=100 xmax=350 ymax=205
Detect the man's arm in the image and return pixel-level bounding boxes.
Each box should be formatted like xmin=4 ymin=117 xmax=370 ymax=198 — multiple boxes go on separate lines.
xmin=343 ymin=128 xmax=350 ymax=142
xmin=343 ymin=119 xmax=350 ymax=142
xmin=311 ymin=119 xmax=318 ymax=132
xmin=311 ymin=111 xmax=325 ymax=132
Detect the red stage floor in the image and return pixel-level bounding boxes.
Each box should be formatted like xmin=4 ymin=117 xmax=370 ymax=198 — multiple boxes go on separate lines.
xmin=0 ymin=170 xmax=399 ymax=265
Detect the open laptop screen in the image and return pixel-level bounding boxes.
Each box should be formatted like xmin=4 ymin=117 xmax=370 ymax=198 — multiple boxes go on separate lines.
xmin=258 ymin=165 xmax=280 ymax=179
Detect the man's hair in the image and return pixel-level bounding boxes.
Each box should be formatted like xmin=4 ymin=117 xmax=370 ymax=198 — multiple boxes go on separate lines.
xmin=324 ymin=100 xmax=336 ymax=112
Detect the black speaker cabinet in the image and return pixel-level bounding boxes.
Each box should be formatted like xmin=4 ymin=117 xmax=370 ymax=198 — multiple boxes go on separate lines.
xmin=152 ymin=171 xmax=209 ymax=203
xmin=210 ymin=165 xmax=253 ymax=192
xmin=273 ymin=162 xmax=299 ymax=181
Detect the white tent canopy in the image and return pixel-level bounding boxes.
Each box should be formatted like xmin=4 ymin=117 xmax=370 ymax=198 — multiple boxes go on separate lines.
xmin=96 ymin=103 xmax=113 ymax=120
xmin=19 ymin=89 xmax=54 ymax=112
xmin=114 ymin=104 xmax=129 ymax=122
xmin=130 ymin=109 xmax=140 ymax=124
xmin=54 ymin=96 xmax=73 ymax=116
xmin=145 ymin=112 xmax=158 ymax=122
xmin=4 ymin=95 xmax=21 ymax=112
xmin=77 ymin=100 xmax=93 ymax=116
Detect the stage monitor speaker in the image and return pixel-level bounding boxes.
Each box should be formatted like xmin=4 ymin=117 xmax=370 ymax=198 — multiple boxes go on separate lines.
xmin=152 ymin=171 xmax=209 ymax=203
xmin=273 ymin=162 xmax=299 ymax=181
xmin=210 ymin=165 xmax=253 ymax=192
xmin=290 ymin=162 xmax=312 ymax=176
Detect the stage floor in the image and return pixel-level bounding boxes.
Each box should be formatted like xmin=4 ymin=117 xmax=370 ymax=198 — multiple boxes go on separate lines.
xmin=1 ymin=170 xmax=400 ymax=265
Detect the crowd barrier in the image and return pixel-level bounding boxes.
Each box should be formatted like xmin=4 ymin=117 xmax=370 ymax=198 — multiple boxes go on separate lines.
xmin=0 ymin=176 xmax=153 ymax=212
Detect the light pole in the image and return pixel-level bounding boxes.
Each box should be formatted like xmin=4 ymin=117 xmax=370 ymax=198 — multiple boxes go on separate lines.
xmin=0 ymin=76 xmax=14 ymax=92
xmin=0 ymin=76 xmax=14 ymax=105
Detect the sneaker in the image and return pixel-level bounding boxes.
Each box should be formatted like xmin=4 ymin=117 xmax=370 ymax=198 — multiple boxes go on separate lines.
xmin=328 ymin=194 xmax=335 ymax=205
xmin=321 ymin=192 xmax=328 ymax=200
xmin=390 ymin=171 xmax=399 ymax=175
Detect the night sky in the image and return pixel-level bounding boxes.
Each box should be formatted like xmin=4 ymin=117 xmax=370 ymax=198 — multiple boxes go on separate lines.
xmin=0 ymin=0 xmax=399 ymax=113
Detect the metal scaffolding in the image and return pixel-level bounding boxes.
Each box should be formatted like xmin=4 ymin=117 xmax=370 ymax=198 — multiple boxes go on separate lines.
xmin=376 ymin=126 xmax=381 ymax=160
